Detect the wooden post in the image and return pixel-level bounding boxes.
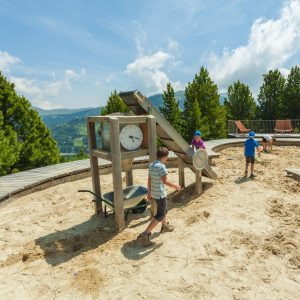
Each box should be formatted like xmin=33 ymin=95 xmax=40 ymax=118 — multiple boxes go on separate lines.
xmin=110 ymin=117 xmax=125 ymax=232
xmin=87 ymin=120 xmax=102 ymax=214
xmin=126 ymin=169 xmax=133 ymax=187
xmin=178 ymin=159 xmax=185 ymax=187
xmin=195 ymin=170 xmax=202 ymax=195
xmin=147 ymin=115 xmax=157 ymax=217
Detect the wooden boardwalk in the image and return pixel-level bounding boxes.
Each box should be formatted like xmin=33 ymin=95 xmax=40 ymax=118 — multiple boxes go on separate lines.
xmin=1 ymin=137 xmax=299 ymax=204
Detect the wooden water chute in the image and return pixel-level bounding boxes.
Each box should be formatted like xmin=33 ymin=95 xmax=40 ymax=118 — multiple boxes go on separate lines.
xmin=87 ymin=115 xmax=157 ymax=232
xmin=119 ymin=90 xmax=217 ymax=195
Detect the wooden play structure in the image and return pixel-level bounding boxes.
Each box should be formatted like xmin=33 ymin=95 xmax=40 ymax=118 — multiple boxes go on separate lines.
xmin=119 ymin=90 xmax=216 ymax=191
xmin=86 ymin=114 xmax=157 ymax=232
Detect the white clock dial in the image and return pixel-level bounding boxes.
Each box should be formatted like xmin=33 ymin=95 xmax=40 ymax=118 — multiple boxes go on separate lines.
xmin=119 ymin=124 xmax=143 ymax=151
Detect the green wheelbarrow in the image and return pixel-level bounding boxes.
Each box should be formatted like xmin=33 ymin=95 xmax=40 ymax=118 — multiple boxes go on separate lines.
xmin=78 ymin=185 xmax=150 ymax=219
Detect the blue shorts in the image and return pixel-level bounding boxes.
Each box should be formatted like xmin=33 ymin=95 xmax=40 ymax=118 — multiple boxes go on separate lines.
xmin=246 ymin=156 xmax=255 ymax=163
xmin=154 ymin=197 xmax=167 ymax=221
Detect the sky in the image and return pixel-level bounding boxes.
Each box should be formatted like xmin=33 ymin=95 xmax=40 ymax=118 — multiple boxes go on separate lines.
xmin=1 ymin=0 xmax=300 ymax=109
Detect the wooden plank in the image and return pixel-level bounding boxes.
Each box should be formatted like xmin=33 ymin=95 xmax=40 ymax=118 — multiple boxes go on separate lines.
xmin=126 ymin=169 xmax=133 ymax=187
xmin=147 ymin=115 xmax=157 ymax=217
xmin=87 ymin=120 xmax=102 ymax=214
xmin=91 ymin=149 xmax=112 ymax=160
xmin=195 ymin=170 xmax=202 ymax=195
xmin=110 ymin=118 xmax=125 ymax=232
xmin=285 ymin=168 xmax=300 ymax=180
xmin=87 ymin=115 xmax=148 ymax=124
xmin=178 ymin=159 xmax=185 ymax=187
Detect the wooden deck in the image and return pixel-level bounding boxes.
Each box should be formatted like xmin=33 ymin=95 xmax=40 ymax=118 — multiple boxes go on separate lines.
xmin=1 ymin=136 xmax=300 ymax=205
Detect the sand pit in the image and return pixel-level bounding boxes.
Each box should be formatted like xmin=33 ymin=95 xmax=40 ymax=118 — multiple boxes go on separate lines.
xmin=0 ymin=146 xmax=299 ymax=299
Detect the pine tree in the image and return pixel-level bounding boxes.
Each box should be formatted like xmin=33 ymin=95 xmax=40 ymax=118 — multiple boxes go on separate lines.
xmin=0 ymin=112 xmax=20 ymax=175
xmin=258 ymin=69 xmax=285 ymax=119
xmin=283 ymin=65 xmax=300 ymax=119
xmin=101 ymin=90 xmax=129 ymax=115
xmin=224 ymin=80 xmax=256 ymax=120
xmin=0 ymin=71 xmax=60 ymax=174
xmin=183 ymin=67 xmax=226 ymax=141
xmin=159 ymin=83 xmax=183 ymax=134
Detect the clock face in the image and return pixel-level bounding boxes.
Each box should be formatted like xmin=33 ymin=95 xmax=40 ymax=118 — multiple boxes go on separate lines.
xmin=119 ymin=124 xmax=143 ymax=151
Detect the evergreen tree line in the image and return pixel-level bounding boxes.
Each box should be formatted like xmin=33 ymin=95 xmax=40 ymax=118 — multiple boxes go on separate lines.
xmin=102 ymin=65 xmax=300 ymax=143
xmin=225 ymin=66 xmax=300 ymax=121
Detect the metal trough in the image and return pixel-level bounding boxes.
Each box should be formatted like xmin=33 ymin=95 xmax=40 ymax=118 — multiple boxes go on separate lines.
xmin=78 ymin=185 xmax=149 ymax=218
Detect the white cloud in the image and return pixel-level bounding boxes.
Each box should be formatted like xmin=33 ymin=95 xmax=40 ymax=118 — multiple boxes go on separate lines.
xmin=0 ymin=51 xmax=20 ymax=72
xmin=10 ymin=68 xmax=86 ymax=109
xmin=207 ymin=0 xmax=300 ymax=93
xmin=125 ymin=51 xmax=182 ymax=94
xmin=126 ymin=51 xmax=170 ymax=72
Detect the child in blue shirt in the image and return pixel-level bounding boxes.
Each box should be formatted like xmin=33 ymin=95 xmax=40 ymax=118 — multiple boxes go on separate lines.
xmin=244 ymin=131 xmax=261 ymax=178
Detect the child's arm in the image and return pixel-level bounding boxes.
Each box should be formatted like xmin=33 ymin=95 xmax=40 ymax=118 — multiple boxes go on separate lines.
xmin=200 ymin=139 xmax=206 ymax=149
xmin=162 ymin=175 xmax=181 ymax=191
xmin=256 ymin=146 xmax=261 ymax=157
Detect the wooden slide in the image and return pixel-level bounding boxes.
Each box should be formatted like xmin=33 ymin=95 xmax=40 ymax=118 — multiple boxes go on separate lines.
xmin=119 ymin=90 xmax=217 ymax=179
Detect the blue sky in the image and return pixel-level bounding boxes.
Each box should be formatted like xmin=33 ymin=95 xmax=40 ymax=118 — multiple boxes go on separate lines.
xmin=1 ymin=0 xmax=300 ymax=109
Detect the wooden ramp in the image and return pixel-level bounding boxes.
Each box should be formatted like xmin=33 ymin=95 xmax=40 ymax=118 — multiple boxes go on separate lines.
xmin=119 ymin=90 xmax=217 ymax=179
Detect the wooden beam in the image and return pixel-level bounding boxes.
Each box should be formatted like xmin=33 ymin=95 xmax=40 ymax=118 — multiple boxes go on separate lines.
xmin=87 ymin=121 xmax=102 ymax=214
xmin=110 ymin=118 xmax=125 ymax=232
xmin=195 ymin=170 xmax=202 ymax=195
xmin=147 ymin=115 xmax=157 ymax=217
xmin=178 ymin=159 xmax=185 ymax=188
xmin=126 ymin=169 xmax=133 ymax=187
xmin=87 ymin=115 xmax=148 ymax=124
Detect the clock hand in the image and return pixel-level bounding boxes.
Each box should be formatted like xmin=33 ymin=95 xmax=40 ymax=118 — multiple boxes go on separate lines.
xmin=129 ymin=135 xmax=140 ymax=140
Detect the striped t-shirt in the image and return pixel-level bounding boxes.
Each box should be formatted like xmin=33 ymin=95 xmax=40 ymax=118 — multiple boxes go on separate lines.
xmin=149 ymin=160 xmax=168 ymax=199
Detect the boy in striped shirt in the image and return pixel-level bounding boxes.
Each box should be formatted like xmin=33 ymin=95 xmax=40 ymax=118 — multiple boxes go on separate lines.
xmin=137 ymin=147 xmax=181 ymax=247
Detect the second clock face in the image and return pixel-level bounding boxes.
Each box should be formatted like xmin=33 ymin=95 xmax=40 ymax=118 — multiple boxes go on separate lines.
xmin=119 ymin=124 xmax=143 ymax=151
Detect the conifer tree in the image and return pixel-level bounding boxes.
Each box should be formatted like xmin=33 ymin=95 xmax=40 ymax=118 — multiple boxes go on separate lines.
xmin=0 ymin=112 xmax=20 ymax=175
xmin=258 ymin=69 xmax=285 ymax=119
xmin=283 ymin=65 xmax=300 ymax=119
xmin=0 ymin=71 xmax=60 ymax=174
xmin=159 ymin=83 xmax=183 ymax=134
xmin=101 ymin=90 xmax=129 ymax=115
xmin=224 ymin=80 xmax=256 ymax=120
xmin=183 ymin=67 xmax=226 ymax=141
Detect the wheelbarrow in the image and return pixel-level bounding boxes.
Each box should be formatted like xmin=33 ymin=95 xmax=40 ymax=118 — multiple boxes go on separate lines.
xmin=78 ymin=185 xmax=149 ymax=219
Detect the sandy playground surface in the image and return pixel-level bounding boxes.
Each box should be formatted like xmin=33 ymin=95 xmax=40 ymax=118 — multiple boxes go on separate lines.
xmin=0 ymin=146 xmax=299 ymax=300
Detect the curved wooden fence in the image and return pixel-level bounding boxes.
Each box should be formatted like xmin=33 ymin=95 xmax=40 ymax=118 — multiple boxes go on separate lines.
xmin=1 ymin=138 xmax=299 ymax=206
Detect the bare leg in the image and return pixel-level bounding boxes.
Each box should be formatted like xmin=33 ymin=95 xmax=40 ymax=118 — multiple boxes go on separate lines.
xmin=144 ymin=218 xmax=159 ymax=235
xmin=245 ymin=161 xmax=249 ymax=174
xmin=251 ymin=163 xmax=254 ymax=175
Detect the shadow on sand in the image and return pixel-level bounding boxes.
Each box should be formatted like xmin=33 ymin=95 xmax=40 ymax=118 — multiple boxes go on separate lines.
xmin=35 ymin=215 xmax=118 ymax=266
xmin=36 ymin=181 xmax=213 ymax=265
xmin=121 ymin=240 xmax=163 ymax=260
xmin=234 ymin=176 xmax=249 ymax=184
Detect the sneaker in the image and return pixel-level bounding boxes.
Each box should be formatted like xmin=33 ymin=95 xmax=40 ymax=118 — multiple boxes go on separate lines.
xmin=160 ymin=223 xmax=175 ymax=233
xmin=137 ymin=233 xmax=156 ymax=247
xmin=250 ymin=174 xmax=256 ymax=179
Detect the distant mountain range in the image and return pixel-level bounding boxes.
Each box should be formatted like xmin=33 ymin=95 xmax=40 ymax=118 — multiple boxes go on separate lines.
xmin=33 ymin=91 xmax=227 ymax=154
xmin=33 ymin=106 xmax=102 ymax=127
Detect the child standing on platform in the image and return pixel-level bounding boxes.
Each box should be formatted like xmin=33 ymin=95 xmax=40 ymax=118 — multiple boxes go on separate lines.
xmin=191 ymin=130 xmax=206 ymax=151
